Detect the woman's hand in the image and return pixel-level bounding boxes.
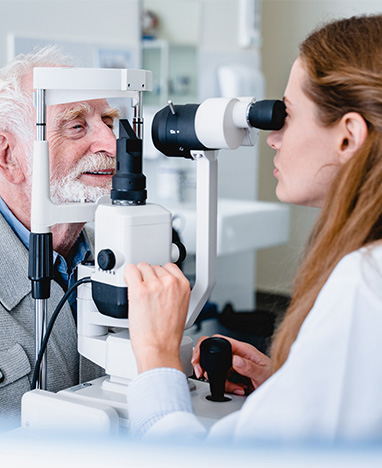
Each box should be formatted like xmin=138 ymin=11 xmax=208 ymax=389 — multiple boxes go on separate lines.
xmin=192 ymin=335 xmax=272 ymax=395
xmin=124 ymin=262 xmax=191 ymax=374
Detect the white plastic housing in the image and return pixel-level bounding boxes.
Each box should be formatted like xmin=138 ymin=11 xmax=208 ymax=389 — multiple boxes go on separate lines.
xmin=185 ymin=151 xmax=218 ymax=329
xmin=33 ymin=67 xmax=153 ymax=105
xmin=77 ymin=263 xmax=194 ymax=380
xmin=22 ymin=389 xmax=119 ymax=434
xmin=194 ymin=98 xmax=258 ymax=149
xmin=76 ymin=152 xmax=219 ymax=379
xmin=92 ymin=198 xmax=172 ymax=288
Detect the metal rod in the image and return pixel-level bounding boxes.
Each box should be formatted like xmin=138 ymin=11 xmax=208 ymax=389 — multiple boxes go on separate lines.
xmin=35 ymin=89 xmax=46 ymax=141
xmin=133 ymin=91 xmax=144 ymax=139
xmin=168 ymin=100 xmax=176 ymax=115
xmin=34 ymin=299 xmax=47 ymax=389
xmin=34 ymin=88 xmax=48 ymax=390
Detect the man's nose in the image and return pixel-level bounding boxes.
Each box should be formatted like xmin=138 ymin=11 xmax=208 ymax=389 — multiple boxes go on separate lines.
xmin=89 ymin=122 xmax=117 ymax=156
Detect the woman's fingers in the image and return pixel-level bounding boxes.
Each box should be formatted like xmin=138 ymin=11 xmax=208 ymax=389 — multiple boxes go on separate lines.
xmin=191 ymin=336 xmax=209 ymax=378
xmin=124 ymin=263 xmax=143 ymax=286
xmin=124 ymin=262 xmax=192 ymax=374
xmin=225 ymin=381 xmax=248 ymax=396
xmin=191 ymin=334 xmax=272 ymax=392
xmin=232 ymin=354 xmax=272 ymax=389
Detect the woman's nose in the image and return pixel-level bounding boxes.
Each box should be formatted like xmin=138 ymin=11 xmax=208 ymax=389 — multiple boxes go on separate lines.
xmin=267 ymin=130 xmax=281 ymax=150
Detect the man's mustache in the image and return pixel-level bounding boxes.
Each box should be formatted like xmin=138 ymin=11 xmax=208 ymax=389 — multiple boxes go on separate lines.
xmin=68 ymin=153 xmax=116 ymax=179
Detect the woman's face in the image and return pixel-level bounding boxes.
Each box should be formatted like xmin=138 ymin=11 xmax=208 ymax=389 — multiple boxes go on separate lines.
xmin=267 ymin=58 xmax=341 ymax=208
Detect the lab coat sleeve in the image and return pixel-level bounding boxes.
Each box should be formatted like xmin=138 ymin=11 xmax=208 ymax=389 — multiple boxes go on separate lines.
xmin=127 ymin=367 xmax=207 ymax=441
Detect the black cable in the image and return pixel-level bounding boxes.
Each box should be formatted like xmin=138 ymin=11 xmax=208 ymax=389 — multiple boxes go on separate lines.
xmin=31 ymin=276 xmax=92 ymax=390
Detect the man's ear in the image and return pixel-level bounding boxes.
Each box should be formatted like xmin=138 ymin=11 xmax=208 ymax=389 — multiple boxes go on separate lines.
xmin=0 ymin=132 xmax=26 ymax=184
xmin=337 ymin=112 xmax=368 ymax=165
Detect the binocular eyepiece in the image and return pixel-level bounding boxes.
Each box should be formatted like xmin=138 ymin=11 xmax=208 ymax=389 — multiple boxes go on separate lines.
xmin=152 ymin=98 xmax=286 ymax=158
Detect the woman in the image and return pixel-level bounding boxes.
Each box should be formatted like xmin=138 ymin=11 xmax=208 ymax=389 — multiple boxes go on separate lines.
xmin=124 ymin=14 xmax=382 ymax=443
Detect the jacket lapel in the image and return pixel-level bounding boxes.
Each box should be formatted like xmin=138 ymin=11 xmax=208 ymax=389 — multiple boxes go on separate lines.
xmin=0 ymin=214 xmax=31 ymax=311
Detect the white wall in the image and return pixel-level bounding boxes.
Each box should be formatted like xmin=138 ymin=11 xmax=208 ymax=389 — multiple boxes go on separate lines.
xmin=143 ymin=0 xmax=265 ymax=310
xmin=144 ymin=0 xmax=251 ymax=50
xmin=0 ymin=0 xmax=140 ymax=66
xmin=142 ymin=0 xmax=200 ymax=44
xmin=257 ymin=0 xmax=382 ymax=295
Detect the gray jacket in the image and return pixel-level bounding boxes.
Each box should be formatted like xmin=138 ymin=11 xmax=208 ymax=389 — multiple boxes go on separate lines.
xmin=0 ymin=214 xmax=102 ymax=431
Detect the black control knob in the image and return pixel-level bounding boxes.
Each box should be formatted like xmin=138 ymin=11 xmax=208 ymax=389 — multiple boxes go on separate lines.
xmin=97 ymin=249 xmax=116 ymax=271
xmin=200 ymin=337 xmax=232 ymax=402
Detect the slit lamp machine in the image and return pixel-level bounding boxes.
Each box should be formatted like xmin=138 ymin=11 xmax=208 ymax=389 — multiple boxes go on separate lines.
xmin=21 ymin=66 xmax=286 ymax=432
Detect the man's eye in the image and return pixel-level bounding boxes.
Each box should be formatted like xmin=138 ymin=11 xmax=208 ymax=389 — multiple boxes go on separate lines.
xmin=103 ymin=119 xmax=114 ymax=130
xmin=72 ymin=124 xmax=83 ymax=130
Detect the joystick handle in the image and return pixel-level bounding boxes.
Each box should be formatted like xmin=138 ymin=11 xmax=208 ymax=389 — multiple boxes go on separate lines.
xmin=200 ymin=337 xmax=232 ymax=402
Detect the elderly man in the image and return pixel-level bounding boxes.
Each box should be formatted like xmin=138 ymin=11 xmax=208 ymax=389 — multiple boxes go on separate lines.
xmin=0 ymin=46 xmax=119 ymax=431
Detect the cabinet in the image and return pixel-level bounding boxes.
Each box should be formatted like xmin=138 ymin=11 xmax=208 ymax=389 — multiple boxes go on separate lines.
xmin=142 ymin=39 xmax=197 ymax=107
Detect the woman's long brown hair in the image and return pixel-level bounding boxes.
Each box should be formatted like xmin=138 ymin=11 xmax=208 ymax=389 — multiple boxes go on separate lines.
xmin=271 ymin=14 xmax=382 ymax=372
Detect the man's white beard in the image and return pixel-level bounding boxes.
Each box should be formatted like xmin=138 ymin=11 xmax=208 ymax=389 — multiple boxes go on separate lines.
xmin=50 ymin=153 xmax=115 ymax=203
xmin=51 ymin=178 xmax=111 ymax=203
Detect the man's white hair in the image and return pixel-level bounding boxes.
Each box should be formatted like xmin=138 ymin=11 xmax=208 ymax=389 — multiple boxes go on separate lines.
xmin=0 ymin=45 xmax=75 ymax=155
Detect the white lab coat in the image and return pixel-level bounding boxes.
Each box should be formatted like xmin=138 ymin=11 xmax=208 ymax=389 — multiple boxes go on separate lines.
xmin=128 ymin=244 xmax=382 ymax=444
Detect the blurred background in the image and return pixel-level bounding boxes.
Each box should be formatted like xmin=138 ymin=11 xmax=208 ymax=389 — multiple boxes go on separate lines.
xmin=2 ymin=0 xmax=381 ymax=339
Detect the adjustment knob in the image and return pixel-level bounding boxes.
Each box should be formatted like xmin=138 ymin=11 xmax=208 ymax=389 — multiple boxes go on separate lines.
xmin=171 ymin=242 xmax=187 ymax=266
xmin=200 ymin=337 xmax=232 ymax=402
xmin=97 ymin=249 xmax=116 ymax=271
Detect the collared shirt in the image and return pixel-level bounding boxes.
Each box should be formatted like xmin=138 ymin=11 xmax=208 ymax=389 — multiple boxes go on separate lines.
xmin=0 ymin=197 xmax=91 ymax=313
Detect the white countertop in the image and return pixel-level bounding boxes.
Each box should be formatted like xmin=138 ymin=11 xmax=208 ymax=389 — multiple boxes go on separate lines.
xmin=167 ymin=198 xmax=290 ymax=256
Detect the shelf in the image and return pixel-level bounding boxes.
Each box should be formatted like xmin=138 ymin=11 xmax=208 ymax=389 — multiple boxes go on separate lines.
xmin=142 ymin=39 xmax=197 ymax=107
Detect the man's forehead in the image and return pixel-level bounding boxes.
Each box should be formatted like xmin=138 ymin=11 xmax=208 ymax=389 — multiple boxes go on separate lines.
xmin=50 ymin=99 xmax=119 ymax=122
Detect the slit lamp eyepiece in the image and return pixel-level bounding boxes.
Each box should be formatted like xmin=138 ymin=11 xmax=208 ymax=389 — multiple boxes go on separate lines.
xmin=152 ymin=98 xmax=286 ymax=158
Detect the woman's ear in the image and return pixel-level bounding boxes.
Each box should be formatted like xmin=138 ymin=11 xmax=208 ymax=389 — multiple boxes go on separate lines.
xmin=337 ymin=112 xmax=368 ymax=164
xmin=0 ymin=132 xmax=26 ymax=184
